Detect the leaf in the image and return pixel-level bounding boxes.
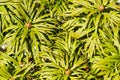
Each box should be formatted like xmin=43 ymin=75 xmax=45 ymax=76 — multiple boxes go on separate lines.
xmin=14 ymin=63 xmax=34 ymax=78
xmin=20 ymin=28 xmax=28 ymax=45
xmin=73 ymin=27 xmax=94 ymax=39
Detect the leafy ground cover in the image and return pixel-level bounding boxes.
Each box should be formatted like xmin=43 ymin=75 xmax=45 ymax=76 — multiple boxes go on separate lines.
xmin=0 ymin=0 xmax=120 ymax=80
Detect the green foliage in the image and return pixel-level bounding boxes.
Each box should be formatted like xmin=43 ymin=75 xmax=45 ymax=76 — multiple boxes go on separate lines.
xmin=0 ymin=0 xmax=120 ymax=80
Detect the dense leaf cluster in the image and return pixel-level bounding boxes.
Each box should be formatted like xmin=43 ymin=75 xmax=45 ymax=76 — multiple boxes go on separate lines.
xmin=0 ymin=0 xmax=120 ymax=80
